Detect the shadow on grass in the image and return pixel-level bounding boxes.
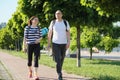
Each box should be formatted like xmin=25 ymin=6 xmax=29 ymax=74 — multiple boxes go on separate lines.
xmin=92 ymin=75 xmax=117 ymax=80
xmin=39 ymin=77 xmax=89 ymax=80
xmin=63 ymin=76 xmax=89 ymax=80
xmin=89 ymin=59 xmax=120 ymax=66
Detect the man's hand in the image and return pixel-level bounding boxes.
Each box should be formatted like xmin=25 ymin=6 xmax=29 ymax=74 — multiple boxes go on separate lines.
xmin=47 ymin=44 xmax=51 ymax=51
xmin=66 ymin=42 xmax=70 ymax=49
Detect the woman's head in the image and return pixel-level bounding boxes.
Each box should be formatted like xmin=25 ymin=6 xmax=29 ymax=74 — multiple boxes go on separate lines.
xmin=28 ymin=16 xmax=39 ymax=26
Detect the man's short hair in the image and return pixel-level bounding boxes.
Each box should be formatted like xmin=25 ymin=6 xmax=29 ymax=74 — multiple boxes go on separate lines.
xmin=55 ymin=10 xmax=62 ymax=14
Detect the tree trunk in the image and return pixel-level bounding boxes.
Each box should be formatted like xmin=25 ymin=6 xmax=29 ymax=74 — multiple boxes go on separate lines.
xmin=18 ymin=39 xmax=20 ymax=51
xmin=77 ymin=26 xmax=81 ymax=67
xmin=90 ymin=47 xmax=92 ymax=60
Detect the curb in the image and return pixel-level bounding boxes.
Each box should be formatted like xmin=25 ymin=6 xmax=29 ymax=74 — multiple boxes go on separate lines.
xmin=0 ymin=61 xmax=14 ymax=80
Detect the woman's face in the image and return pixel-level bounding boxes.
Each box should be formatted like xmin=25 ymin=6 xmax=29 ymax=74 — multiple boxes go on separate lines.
xmin=32 ymin=17 xmax=39 ymax=25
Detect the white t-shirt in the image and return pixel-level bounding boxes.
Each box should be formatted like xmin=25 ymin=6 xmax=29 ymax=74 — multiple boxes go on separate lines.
xmin=49 ymin=20 xmax=70 ymax=44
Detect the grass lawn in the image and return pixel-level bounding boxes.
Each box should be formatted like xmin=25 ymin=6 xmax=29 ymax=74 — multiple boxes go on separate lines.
xmin=0 ymin=49 xmax=120 ymax=80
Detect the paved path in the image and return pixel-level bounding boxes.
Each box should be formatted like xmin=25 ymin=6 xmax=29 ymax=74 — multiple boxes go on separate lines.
xmin=0 ymin=52 xmax=88 ymax=80
xmin=0 ymin=61 xmax=13 ymax=80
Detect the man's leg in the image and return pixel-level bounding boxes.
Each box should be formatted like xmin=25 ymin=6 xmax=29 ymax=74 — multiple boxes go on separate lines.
xmin=60 ymin=44 xmax=66 ymax=67
xmin=52 ymin=43 xmax=62 ymax=76
xmin=58 ymin=44 xmax=66 ymax=79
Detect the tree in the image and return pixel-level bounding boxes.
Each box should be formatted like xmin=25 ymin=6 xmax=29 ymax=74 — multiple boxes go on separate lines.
xmin=99 ymin=36 xmax=119 ymax=53
xmin=17 ymin=0 xmax=46 ymax=25
xmin=80 ymin=0 xmax=120 ymax=16
xmin=0 ymin=28 xmax=15 ymax=49
xmin=6 ymin=11 xmax=27 ymax=51
xmin=81 ymin=27 xmax=101 ymax=59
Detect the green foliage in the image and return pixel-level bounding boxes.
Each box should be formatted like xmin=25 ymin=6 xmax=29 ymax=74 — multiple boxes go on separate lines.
xmin=99 ymin=36 xmax=119 ymax=52
xmin=0 ymin=28 xmax=15 ymax=49
xmin=111 ymin=27 xmax=120 ymax=39
xmin=80 ymin=0 xmax=120 ymax=16
xmin=81 ymin=27 xmax=101 ymax=48
xmin=70 ymin=27 xmax=77 ymax=51
xmin=0 ymin=0 xmax=119 ymax=54
xmin=81 ymin=27 xmax=101 ymax=59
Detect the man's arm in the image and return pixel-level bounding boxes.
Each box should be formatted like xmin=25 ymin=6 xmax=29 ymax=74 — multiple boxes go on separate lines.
xmin=66 ymin=30 xmax=70 ymax=49
xmin=47 ymin=29 xmax=53 ymax=48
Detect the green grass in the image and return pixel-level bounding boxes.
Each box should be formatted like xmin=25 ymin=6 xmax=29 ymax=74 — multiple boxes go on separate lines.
xmin=0 ymin=49 xmax=120 ymax=80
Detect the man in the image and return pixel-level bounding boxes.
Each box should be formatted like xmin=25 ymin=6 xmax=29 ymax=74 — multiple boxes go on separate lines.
xmin=48 ymin=10 xmax=70 ymax=80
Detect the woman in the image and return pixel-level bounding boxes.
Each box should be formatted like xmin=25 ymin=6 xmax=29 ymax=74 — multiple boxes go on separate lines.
xmin=23 ymin=16 xmax=42 ymax=80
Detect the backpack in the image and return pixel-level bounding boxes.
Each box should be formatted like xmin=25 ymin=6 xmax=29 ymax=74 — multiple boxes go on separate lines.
xmin=51 ymin=19 xmax=68 ymax=32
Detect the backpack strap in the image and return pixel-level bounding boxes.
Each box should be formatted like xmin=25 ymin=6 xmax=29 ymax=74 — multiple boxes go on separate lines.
xmin=63 ymin=20 xmax=68 ymax=32
xmin=51 ymin=20 xmax=56 ymax=31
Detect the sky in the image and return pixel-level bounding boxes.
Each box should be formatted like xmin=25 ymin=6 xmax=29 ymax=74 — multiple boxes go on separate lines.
xmin=0 ymin=0 xmax=18 ymax=23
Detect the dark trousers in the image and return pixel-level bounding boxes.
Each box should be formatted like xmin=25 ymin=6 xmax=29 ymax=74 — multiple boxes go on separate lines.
xmin=27 ymin=43 xmax=40 ymax=67
xmin=52 ymin=43 xmax=66 ymax=74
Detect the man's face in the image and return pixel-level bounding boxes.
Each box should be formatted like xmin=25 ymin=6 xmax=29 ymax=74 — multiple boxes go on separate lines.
xmin=55 ymin=11 xmax=63 ymax=19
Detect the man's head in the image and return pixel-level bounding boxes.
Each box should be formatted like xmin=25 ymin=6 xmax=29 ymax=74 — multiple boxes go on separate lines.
xmin=55 ymin=10 xmax=63 ymax=19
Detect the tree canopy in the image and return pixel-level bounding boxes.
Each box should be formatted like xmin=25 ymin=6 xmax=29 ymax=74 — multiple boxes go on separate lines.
xmin=80 ymin=0 xmax=120 ymax=16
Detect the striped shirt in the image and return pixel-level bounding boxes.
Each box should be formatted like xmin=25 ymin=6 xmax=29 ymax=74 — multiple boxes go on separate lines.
xmin=24 ymin=26 xmax=42 ymax=44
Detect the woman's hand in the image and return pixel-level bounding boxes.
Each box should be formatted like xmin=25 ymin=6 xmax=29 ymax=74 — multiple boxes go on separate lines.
xmin=35 ymin=38 xmax=42 ymax=44
xmin=23 ymin=47 xmax=27 ymax=53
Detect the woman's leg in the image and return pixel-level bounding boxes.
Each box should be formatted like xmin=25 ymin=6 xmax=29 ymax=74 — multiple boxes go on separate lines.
xmin=27 ymin=44 xmax=34 ymax=78
xmin=33 ymin=44 xmax=40 ymax=78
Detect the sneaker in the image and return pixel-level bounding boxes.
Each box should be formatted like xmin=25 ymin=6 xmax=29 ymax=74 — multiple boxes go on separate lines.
xmin=58 ymin=73 xmax=63 ymax=80
xmin=58 ymin=77 xmax=62 ymax=80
